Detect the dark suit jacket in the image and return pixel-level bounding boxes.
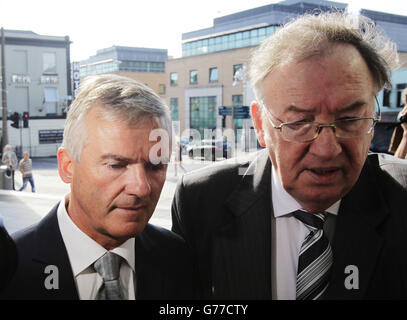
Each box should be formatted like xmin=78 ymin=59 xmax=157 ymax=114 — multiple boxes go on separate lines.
xmin=172 ymin=150 xmax=407 ymax=299
xmin=1 ymin=204 xmax=193 ymax=300
xmin=0 ymin=224 xmax=18 ymax=293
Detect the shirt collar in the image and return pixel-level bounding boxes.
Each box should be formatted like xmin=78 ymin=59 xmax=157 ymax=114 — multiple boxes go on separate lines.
xmin=271 ymin=165 xmax=340 ymax=218
xmin=57 ymin=194 xmax=136 ymax=276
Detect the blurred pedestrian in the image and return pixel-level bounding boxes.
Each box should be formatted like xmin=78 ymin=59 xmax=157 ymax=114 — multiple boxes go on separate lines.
xmin=393 ymin=106 xmax=407 ymax=159
xmin=174 ymin=139 xmax=186 ymax=177
xmin=388 ymin=87 xmax=407 ymax=159
xmin=18 ymin=151 xmax=35 ymax=193
xmin=2 ymin=144 xmax=18 ymax=190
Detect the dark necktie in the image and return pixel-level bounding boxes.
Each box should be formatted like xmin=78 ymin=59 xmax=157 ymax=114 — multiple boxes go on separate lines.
xmin=93 ymin=251 xmax=125 ymax=300
xmin=293 ymin=210 xmax=333 ymax=300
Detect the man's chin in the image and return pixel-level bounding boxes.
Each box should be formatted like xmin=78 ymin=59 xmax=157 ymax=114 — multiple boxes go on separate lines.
xmin=111 ymin=220 xmax=149 ymax=240
xmin=294 ymin=190 xmax=343 ymax=213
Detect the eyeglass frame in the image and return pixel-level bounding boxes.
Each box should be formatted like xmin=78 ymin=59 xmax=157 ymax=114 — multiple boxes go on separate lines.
xmin=261 ymin=96 xmax=381 ymax=143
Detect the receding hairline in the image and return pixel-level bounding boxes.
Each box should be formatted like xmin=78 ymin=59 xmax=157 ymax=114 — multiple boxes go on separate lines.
xmin=259 ymin=41 xmax=378 ymax=99
xmin=248 ymin=11 xmax=399 ymax=102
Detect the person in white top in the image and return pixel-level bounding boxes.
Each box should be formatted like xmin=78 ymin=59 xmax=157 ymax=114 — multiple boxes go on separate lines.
xmin=2 ymin=74 xmax=193 ymax=300
xmin=394 ymin=104 xmax=407 ymax=159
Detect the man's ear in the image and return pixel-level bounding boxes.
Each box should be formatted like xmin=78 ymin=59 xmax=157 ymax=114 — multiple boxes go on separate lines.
xmin=57 ymin=148 xmax=74 ymax=184
xmin=251 ymin=101 xmax=266 ymax=147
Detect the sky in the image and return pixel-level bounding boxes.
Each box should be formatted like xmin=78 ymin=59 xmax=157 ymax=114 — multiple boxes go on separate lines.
xmin=0 ymin=0 xmax=406 ymax=62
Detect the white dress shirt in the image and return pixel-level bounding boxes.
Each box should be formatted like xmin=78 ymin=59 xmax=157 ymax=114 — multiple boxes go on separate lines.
xmin=271 ymin=166 xmax=340 ymax=300
xmin=57 ymin=195 xmax=136 ymax=300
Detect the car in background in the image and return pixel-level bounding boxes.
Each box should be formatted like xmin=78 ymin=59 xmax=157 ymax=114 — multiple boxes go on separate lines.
xmin=180 ymin=137 xmax=190 ymax=155
xmin=187 ymin=138 xmax=232 ymax=161
xmin=174 ymin=136 xmax=191 ymax=155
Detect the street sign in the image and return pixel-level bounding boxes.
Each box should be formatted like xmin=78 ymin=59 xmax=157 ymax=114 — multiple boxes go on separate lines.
xmin=234 ymin=113 xmax=251 ymax=119
xmin=219 ymin=106 xmax=233 ymax=116
xmin=233 ymin=106 xmax=250 ymax=119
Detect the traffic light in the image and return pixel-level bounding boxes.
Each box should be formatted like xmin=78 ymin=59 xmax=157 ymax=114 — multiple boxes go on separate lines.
xmin=23 ymin=112 xmax=29 ymax=128
xmin=9 ymin=112 xmax=19 ymax=129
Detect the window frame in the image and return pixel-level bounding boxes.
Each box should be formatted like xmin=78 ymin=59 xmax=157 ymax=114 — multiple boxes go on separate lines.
xmin=170 ymin=72 xmax=178 ymax=86
xmin=189 ymin=70 xmax=198 ymax=84
xmin=209 ymin=67 xmax=218 ymax=83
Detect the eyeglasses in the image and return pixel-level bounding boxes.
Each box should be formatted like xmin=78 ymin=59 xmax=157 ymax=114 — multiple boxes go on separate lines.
xmin=262 ymin=98 xmax=381 ymax=143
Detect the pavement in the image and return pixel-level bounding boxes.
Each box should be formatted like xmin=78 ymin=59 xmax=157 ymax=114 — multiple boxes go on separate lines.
xmin=0 ymin=149 xmax=253 ymax=235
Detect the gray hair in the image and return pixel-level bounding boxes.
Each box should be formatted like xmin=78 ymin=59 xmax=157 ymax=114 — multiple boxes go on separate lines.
xmin=249 ymin=11 xmax=399 ymax=101
xmin=62 ymin=74 xmax=171 ymax=162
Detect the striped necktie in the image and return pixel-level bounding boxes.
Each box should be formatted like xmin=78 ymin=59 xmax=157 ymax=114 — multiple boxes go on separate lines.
xmin=293 ymin=210 xmax=333 ymax=300
xmin=94 ymin=252 xmax=125 ymax=300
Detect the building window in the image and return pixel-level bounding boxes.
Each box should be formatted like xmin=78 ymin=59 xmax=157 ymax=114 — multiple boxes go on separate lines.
xmin=43 ymin=87 xmax=59 ymax=114
xmin=233 ymin=95 xmax=243 ymax=143
xmin=79 ymin=60 xmax=167 ymax=77
xmin=397 ymin=84 xmax=407 ymax=108
xmin=182 ymin=25 xmax=279 ymax=57
xmin=170 ymin=72 xmax=178 ymax=86
xmin=382 ymin=89 xmax=391 ymax=107
xmin=233 ymin=64 xmax=243 ymax=78
xmin=80 ymin=61 xmax=118 ymax=76
xmin=190 ymin=70 xmax=198 ymax=84
xmin=209 ymin=67 xmax=218 ymax=83
xmin=190 ymin=96 xmax=217 ymax=137
xmin=171 ymin=98 xmax=179 ymax=121
xmin=13 ymin=50 xmax=28 ymax=74
xmin=159 ymin=84 xmax=166 ymax=95
xmin=118 ymin=61 xmax=165 ymax=73
xmin=43 ymin=52 xmax=57 ymax=74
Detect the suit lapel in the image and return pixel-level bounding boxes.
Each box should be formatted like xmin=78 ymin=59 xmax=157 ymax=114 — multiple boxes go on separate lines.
xmin=135 ymin=224 xmax=165 ymax=299
xmin=212 ymin=150 xmax=272 ymax=299
xmin=324 ymin=156 xmax=388 ymax=299
xmin=33 ymin=204 xmax=79 ymax=299
xmin=135 ymin=228 xmax=151 ymax=299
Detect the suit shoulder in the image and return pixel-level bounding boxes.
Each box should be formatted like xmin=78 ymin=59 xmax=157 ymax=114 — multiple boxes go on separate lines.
xmin=138 ymin=224 xmax=186 ymax=251
xmin=11 ymin=223 xmax=38 ymax=253
xmin=374 ymin=152 xmax=407 ymax=168
xmin=181 ymin=151 xmax=259 ymax=187
xmin=369 ymin=153 xmax=407 ymax=188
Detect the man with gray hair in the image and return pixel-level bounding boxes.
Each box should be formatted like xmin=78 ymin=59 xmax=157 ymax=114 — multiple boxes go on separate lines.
xmin=172 ymin=11 xmax=407 ymax=299
xmin=2 ymin=144 xmax=18 ymax=190
xmin=2 ymin=74 xmax=193 ymax=300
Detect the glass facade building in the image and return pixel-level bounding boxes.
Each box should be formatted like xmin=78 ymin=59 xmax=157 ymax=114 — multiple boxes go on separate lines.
xmin=79 ymin=46 xmax=167 ymax=77
xmin=80 ymin=60 xmax=165 ymax=77
xmin=182 ymin=26 xmax=278 ymax=57
xmin=190 ymin=96 xmax=217 ymax=136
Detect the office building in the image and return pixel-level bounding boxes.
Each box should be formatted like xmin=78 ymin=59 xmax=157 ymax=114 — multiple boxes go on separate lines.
xmin=78 ymin=46 xmax=167 ymax=97
xmin=0 ymin=29 xmax=71 ymax=157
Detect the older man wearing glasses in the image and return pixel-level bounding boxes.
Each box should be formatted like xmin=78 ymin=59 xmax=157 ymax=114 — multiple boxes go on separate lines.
xmin=171 ymin=11 xmax=407 ymax=300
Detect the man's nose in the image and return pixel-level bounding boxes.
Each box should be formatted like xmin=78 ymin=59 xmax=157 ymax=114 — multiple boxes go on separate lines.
xmin=308 ymin=126 xmax=342 ymax=159
xmin=124 ymin=164 xmax=151 ymax=198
